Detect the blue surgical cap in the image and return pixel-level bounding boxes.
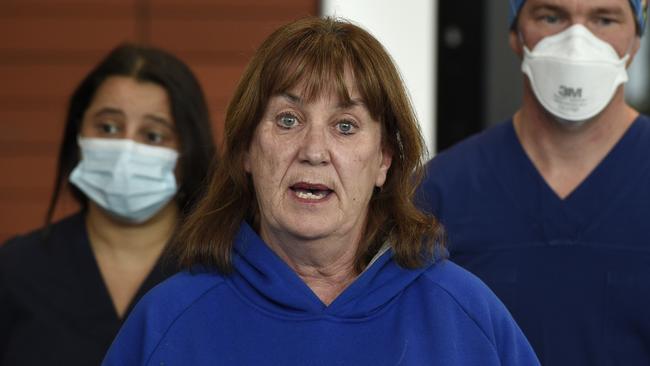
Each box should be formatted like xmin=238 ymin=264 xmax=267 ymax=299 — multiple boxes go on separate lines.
xmin=508 ymin=0 xmax=648 ymax=33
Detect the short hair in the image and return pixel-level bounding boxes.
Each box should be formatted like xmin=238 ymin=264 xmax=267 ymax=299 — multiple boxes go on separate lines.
xmin=173 ymin=17 xmax=444 ymax=273
xmin=46 ymin=43 xmax=216 ymax=224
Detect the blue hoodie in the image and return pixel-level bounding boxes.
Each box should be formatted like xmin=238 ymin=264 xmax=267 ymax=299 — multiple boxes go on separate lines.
xmin=102 ymin=222 xmax=539 ymax=365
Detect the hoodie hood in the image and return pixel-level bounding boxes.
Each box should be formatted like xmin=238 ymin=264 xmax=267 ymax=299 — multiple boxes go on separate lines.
xmin=229 ymin=222 xmax=433 ymax=319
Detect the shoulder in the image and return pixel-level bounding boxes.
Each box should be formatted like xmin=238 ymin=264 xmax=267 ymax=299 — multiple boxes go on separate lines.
xmin=132 ymin=269 xmax=227 ymax=324
xmin=420 ymin=120 xmax=513 ymax=197
xmin=0 ymin=213 xmax=85 ymax=268
xmin=140 ymin=269 xmax=226 ymax=306
xmin=418 ymin=260 xmax=538 ymax=364
xmin=635 ymin=114 xmax=650 ymax=136
xmin=416 ymin=121 xmax=514 ymax=213
xmin=103 ymin=270 xmax=227 ymax=365
xmin=425 ymin=120 xmax=513 ymax=175
xmin=421 ymin=260 xmax=502 ymax=311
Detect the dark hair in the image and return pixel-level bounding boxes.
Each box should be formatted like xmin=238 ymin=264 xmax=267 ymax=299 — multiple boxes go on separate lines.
xmin=46 ymin=43 xmax=216 ymax=224
xmin=172 ymin=17 xmax=444 ymax=273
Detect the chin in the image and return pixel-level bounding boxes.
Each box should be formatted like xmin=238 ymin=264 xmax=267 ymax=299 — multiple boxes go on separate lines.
xmin=552 ymin=115 xmax=592 ymax=130
xmin=286 ymin=224 xmax=335 ymax=241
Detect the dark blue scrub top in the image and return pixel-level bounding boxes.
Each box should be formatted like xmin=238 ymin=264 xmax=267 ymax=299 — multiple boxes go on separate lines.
xmin=0 ymin=213 xmax=174 ymax=366
xmin=417 ymin=115 xmax=650 ymax=366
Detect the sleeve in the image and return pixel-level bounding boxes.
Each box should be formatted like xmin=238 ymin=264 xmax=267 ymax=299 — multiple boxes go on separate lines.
xmin=489 ymin=303 xmax=540 ymax=366
xmin=461 ymin=273 xmax=541 ymax=366
xmin=430 ymin=263 xmax=541 ymax=365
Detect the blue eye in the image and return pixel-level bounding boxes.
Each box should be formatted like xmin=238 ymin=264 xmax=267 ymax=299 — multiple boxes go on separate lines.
xmin=277 ymin=113 xmax=298 ymax=129
xmin=543 ymin=15 xmax=559 ymax=24
xmin=336 ymin=120 xmax=356 ymax=135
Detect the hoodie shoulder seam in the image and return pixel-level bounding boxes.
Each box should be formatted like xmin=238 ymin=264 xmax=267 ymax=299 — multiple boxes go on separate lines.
xmin=420 ymin=273 xmax=500 ymax=357
xmin=143 ymin=279 xmax=227 ymax=365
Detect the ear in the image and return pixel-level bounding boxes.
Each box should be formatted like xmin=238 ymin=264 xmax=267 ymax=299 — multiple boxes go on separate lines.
xmin=627 ymin=36 xmax=642 ymax=67
xmin=509 ymin=30 xmax=524 ymax=59
xmin=375 ymin=147 xmax=393 ymax=188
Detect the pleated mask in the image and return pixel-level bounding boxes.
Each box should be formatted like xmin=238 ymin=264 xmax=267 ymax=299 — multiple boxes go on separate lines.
xmin=70 ymin=137 xmax=179 ymax=223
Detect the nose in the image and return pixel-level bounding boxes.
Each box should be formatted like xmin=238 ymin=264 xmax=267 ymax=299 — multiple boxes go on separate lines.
xmin=298 ymin=124 xmax=330 ymax=166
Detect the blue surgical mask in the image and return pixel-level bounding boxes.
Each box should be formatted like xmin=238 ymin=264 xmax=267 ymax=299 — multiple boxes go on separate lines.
xmin=70 ymin=137 xmax=179 ymax=223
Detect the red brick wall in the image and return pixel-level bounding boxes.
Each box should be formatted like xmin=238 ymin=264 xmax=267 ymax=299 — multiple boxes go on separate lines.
xmin=0 ymin=0 xmax=318 ymax=242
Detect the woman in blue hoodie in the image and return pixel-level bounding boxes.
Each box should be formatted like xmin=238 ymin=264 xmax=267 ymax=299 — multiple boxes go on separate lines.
xmin=103 ymin=17 xmax=540 ymax=366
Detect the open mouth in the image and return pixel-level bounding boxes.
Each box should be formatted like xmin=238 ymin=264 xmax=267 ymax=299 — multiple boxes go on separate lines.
xmin=290 ymin=182 xmax=333 ymax=201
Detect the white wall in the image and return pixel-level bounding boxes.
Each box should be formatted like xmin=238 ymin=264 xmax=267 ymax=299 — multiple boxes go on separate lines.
xmin=321 ymin=0 xmax=437 ymax=156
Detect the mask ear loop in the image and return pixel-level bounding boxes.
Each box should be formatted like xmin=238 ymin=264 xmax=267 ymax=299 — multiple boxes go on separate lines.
xmin=620 ymin=35 xmax=638 ymax=64
xmin=517 ymin=30 xmax=535 ymax=55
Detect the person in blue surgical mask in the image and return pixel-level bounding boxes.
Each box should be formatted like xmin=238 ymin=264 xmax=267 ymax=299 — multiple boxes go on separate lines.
xmin=0 ymin=44 xmax=216 ymax=366
xmin=418 ymin=0 xmax=650 ymax=365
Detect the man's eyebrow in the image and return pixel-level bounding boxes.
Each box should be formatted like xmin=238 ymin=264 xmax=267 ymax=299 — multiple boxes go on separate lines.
xmin=591 ymin=6 xmax=626 ymax=17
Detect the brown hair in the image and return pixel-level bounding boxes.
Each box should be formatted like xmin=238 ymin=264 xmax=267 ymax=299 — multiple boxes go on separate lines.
xmin=171 ymin=17 xmax=444 ymax=273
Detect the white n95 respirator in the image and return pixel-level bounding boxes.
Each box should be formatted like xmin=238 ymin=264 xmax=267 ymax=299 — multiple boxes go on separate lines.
xmin=521 ymin=24 xmax=630 ymax=122
xmin=69 ymin=137 xmax=179 ymax=224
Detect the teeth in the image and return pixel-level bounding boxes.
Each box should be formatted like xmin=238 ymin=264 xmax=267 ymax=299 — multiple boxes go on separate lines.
xmin=295 ymin=190 xmax=327 ymax=200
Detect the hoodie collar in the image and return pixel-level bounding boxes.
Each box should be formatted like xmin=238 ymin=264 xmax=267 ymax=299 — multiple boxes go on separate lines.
xmin=230 ymin=222 xmax=431 ymax=319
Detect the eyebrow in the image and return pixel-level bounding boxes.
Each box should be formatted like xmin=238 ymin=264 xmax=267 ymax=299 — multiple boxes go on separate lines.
xmin=279 ymin=92 xmax=367 ymax=110
xmin=144 ymin=114 xmax=174 ymax=129
xmin=92 ymin=107 xmax=173 ymax=129
xmin=281 ymin=92 xmax=302 ymax=105
xmin=591 ymin=6 xmax=626 ymax=17
xmin=92 ymin=107 xmax=124 ymax=118
xmin=530 ymin=3 xmax=626 ymax=16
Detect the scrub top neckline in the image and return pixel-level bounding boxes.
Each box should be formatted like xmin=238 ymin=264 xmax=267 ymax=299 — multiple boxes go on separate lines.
xmin=493 ymin=117 xmax=648 ymax=243
xmin=76 ymin=213 xmax=170 ymax=322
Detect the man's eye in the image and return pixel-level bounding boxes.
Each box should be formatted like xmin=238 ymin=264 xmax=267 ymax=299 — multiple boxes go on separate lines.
xmin=278 ymin=113 xmax=299 ymax=129
xmin=543 ymin=15 xmax=559 ymax=24
xmin=336 ymin=120 xmax=356 ymax=135
xmin=596 ymin=17 xmax=614 ymax=26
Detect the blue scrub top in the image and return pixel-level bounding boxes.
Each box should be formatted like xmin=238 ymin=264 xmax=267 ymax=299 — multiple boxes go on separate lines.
xmin=418 ymin=116 xmax=650 ymax=365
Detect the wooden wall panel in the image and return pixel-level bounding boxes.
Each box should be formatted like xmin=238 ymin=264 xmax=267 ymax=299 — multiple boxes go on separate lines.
xmin=0 ymin=107 xmax=67 ymax=145
xmin=0 ymin=65 xmax=90 ymax=98
xmin=0 ymin=0 xmax=318 ymax=243
xmin=0 ymin=19 xmax=138 ymax=51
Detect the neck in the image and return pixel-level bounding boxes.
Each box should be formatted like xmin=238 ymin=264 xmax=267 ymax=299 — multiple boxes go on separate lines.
xmin=85 ymin=201 xmax=178 ymax=258
xmin=515 ymin=85 xmax=638 ymax=198
xmin=260 ymin=224 xmax=360 ymax=306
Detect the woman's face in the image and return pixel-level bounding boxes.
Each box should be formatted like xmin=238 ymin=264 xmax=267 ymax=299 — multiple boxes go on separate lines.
xmin=244 ymin=75 xmax=392 ymax=246
xmin=79 ymin=76 xmax=179 ymax=150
